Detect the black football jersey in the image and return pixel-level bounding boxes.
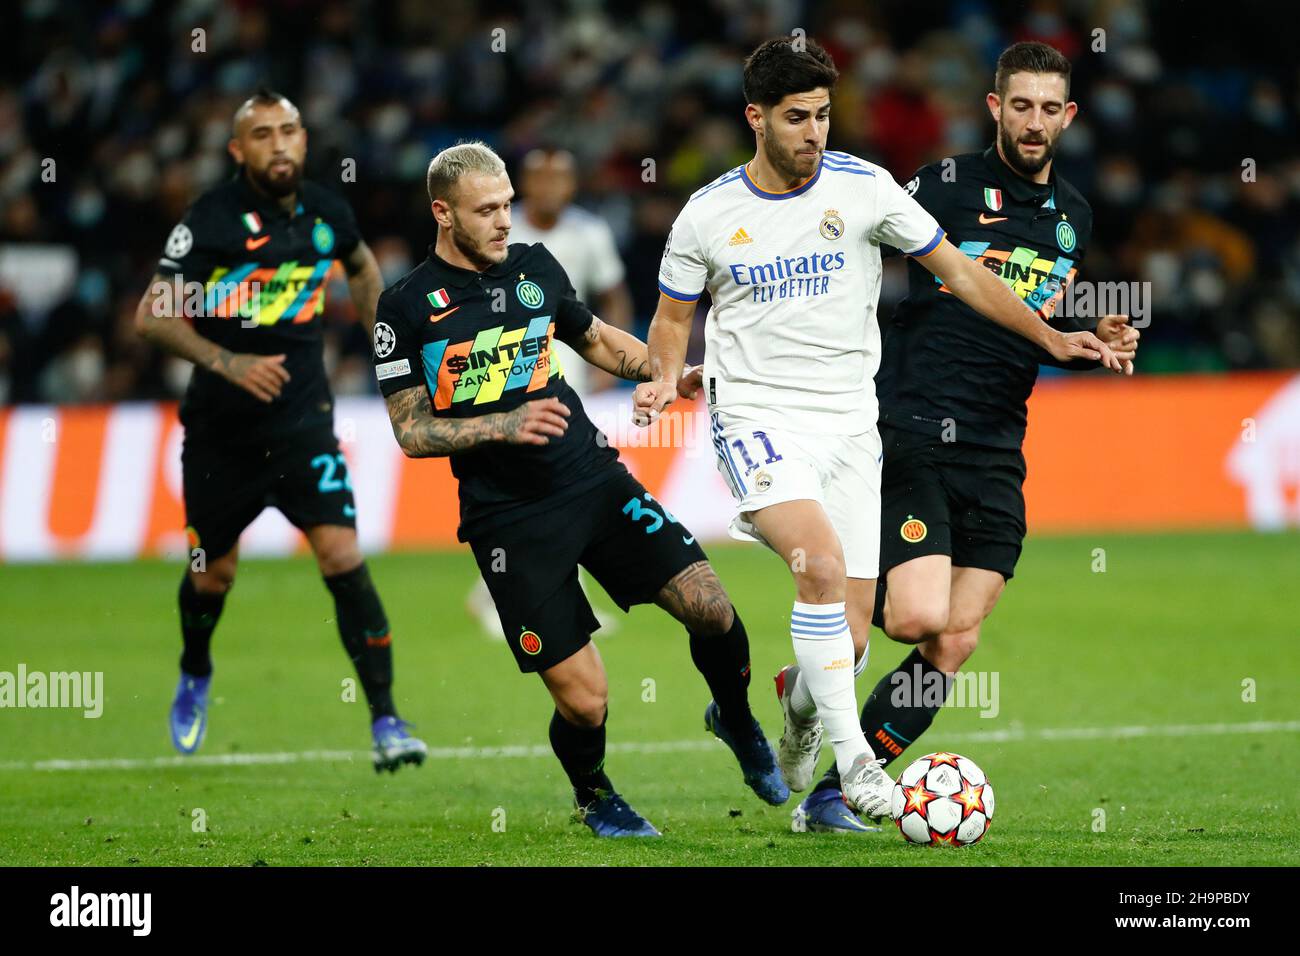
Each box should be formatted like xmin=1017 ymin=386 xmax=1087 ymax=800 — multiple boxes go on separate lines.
xmin=877 ymin=146 xmax=1097 ymax=449
xmin=373 ymin=242 xmax=624 ymax=540
xmin=156 ymin=173 xmax=362 ymax=441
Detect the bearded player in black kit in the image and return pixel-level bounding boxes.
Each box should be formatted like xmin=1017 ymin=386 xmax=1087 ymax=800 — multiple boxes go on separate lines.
xmin=135 ymin=89 xmax=427 ymax=772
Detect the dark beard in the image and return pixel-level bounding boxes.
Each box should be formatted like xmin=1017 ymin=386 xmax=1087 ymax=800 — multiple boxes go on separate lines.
xmin=762 ymin=134 xmax=813 ymax=183
xmin=451 ymin=222 xmax=500 ymax=271
xmin=245 ymin=161 xmax=301 ymax=198
xmin=998 ymin=123 xmax=1055 ymax=177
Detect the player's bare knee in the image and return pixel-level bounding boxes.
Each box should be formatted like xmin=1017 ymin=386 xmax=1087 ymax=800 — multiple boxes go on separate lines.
xmin=189 ymin=561 xmax=235 ymax=595
xmin=318 ymin=552 xmax=362 ymax=578
xmin=793 ymin=552 xmax=846 ymax=603
xmin=887 ymin=608 xmax=946 ymax=644
xmin=562 ymin=691 xmax=607 ymax=728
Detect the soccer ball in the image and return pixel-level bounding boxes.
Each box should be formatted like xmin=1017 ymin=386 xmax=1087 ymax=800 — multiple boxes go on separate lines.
xmin=890 ymin=751 xmax=995 ymax=846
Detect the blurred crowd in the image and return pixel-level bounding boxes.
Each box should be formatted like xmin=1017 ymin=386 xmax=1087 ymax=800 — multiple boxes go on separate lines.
xmin=2 ymin=0 xmax=1299 ymax=405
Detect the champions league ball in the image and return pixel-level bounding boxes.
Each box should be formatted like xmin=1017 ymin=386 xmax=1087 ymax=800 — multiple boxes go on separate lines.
xmin=890 ymin=752 xmax=995 ymax=846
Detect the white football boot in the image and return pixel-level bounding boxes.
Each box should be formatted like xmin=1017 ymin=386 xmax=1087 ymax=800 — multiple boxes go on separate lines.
xmin=840 ymin=749 xmax=896 ymax=820
xmin=774 ymin=664 xmax=824 ymax=792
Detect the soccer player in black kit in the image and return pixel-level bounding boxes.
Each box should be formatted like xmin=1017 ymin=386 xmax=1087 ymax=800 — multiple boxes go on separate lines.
xmin=792 ymin=43 xmax=1141 ymax=831
xmin=374 ymin=142 xmax=787 ymax=836
xmin=135 ymin=90 xmax=428 ymax=772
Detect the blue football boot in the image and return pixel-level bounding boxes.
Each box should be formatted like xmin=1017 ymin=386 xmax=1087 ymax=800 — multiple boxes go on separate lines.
xmin=791 ymin=787 xmax=883 ymax=834
xmin=576 ymin=790 xmax=661 ymax=837
xmin=371 ymin=716 xmax=428 ymax=773
xmin=169 ymin=671 xmax=211 ymax=755
xmin=704 ymin=700 xmax=791 ymax=806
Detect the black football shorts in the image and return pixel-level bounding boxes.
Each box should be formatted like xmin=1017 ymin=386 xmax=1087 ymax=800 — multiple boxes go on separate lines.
xmin=181 ymin=426 xmax=357 ymax=559
xmin=467 ymin=469 xmax=708 ymax=673
xmin=878 ymin=423 xmax=1028 ymax=582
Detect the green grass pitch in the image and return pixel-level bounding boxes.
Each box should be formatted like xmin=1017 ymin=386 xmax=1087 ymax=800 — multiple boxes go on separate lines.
xmin=1 ymin=531 xmax=1297 ymax=866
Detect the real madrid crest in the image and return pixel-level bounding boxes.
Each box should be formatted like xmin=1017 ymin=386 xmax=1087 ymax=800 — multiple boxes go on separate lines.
xmin=819 ymin=209 xmax=845 ymax=241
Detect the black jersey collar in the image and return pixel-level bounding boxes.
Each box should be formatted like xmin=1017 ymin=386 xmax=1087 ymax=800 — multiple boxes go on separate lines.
xmin=426 ymin=243 xmax=522 ymax=288
xmin=234 ymin=171 xmax=305 ymax=220
xmin=982 ymin=145 xmax=1055 ymax=206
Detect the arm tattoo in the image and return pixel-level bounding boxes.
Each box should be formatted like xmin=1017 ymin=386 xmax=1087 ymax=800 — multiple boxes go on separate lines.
xmin=655 ymin=560 xmax=733 ymax=634
xmin=384 ymin=385 xmax=503 ymax=457
xmin=613 ymin=348 xmax=650 ymax=382
xmin=581 ymin=316 xmax=603 ymax=345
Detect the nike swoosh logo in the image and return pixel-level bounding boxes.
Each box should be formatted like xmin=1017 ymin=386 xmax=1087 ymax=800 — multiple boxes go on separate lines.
xmin=343 ymin=504 xmax=356 ymax=517
xmin=429 ymin=307 xmax=460 ymax=323
xmin=882 ymin=722 xmax=913 ymax=744
xmin=245 ymin=235 xmax=271 ymax=250
xmin=682 ymin=535 xmax=695 ymax=545
xmin=178 ymin=716 xmax=203 ymax=749
xmin=978 ymin=214 xmax=1008 ymax=224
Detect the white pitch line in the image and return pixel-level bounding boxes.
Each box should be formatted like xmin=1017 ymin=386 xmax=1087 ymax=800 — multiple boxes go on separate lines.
xmin=0 ymin=719 xmax=1296 ymax=773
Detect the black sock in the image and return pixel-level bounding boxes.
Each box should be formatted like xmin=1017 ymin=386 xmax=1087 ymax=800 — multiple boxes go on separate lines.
xmin=689 ymin=605 xmax=754 ymax=735
xmin=812 ymin=647 xmax=954 ymax=793
xmin=323 ymin=562 xmax=396 ymax=722
xmin=549 ymin=709 xmax=613 ymax=806
xmin=178 ymin=575 xmax=225 ymax=677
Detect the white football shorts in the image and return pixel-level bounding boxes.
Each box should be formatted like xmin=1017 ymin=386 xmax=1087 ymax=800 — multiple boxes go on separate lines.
xmin=708 ymin=409 xmax=882 ymax=579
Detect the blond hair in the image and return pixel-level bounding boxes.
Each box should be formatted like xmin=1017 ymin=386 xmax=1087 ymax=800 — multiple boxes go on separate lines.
xmin=426 ymin=141 xmax=506 ymax=203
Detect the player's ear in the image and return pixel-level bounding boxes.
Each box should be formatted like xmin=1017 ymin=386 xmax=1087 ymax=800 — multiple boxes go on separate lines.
xmin=744 ymin=103 xmax=764 ymax=135
xmin=430 ymin=198 xmax=450 ymax=228
xmin=1061 ymin=101 xmax=1078 ymax=129
xmin=227 ymin=138 xmax=243 ymax=164
xmin=985 ymin=92 xmax=1001 ymax=123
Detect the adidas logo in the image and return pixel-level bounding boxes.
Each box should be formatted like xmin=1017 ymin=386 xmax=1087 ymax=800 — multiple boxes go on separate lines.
xmin=727 ymin=227 xmax=753 ymax=246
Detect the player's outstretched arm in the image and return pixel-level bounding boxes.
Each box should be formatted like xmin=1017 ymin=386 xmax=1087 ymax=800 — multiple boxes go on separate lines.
xmin=384 ymin=384 xmax=570 ymax=458
xmin=134 ymin=273 xmax=290 ymax=403
xmin=916 ymin=240 xmax=1124 ymax=373
xmin=342 ymin=241 xmax=384 ymax=339
xmin=634 ymin=294 xmax=696 ymax=426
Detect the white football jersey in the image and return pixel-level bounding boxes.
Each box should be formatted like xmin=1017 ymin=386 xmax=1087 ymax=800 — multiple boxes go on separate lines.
xmin=510 ymin=203 xmax=626 ymax=396
xmin=658 ymin=151 xmax=944 ymax=434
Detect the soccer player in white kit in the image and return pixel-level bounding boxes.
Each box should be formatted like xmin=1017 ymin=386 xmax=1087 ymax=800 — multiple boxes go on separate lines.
xmin=635 ymin=37 xmax=1118 ymax=823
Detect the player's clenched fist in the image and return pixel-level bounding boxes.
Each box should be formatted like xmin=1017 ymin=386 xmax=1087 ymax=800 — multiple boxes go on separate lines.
xmin=633 ymin=365 xmax=702 ymax=427
xmin=219 ymin=352 xmax=291 ymax=403
xmin=496 ymin=397 xmax=571 ymax=446
xmin=633 ymin=380 xmax=679 ymax=427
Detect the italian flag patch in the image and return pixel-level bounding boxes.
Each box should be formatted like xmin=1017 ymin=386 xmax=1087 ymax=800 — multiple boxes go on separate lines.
xmin=241 ymin=212 xmax=262 ymax=233
xmin=426 ymin=288 xmax=451 ymax=308
xmin=984 ymin=188 xmax=1003 ymax=212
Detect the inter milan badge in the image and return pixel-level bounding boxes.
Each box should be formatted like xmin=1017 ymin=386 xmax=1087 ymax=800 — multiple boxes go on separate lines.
xmin=312 ymin=219 xmax=335 ymax=254
xmin=519 ymin=629 xmax=543 ymax=656
xmin=819 ymin=208 xmax=844 ymax=241
xmin=1055 ymin=219 xmax=1076 ymax=253
xmin=516 ymin=279 xmax=545 ymax=309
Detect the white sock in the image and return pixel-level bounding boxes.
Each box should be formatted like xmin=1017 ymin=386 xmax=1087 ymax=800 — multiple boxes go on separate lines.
xmin=790 ymin=637 xmax=869 ymax=719
xmin=790 ymin=601 xmax=870 ymax=775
